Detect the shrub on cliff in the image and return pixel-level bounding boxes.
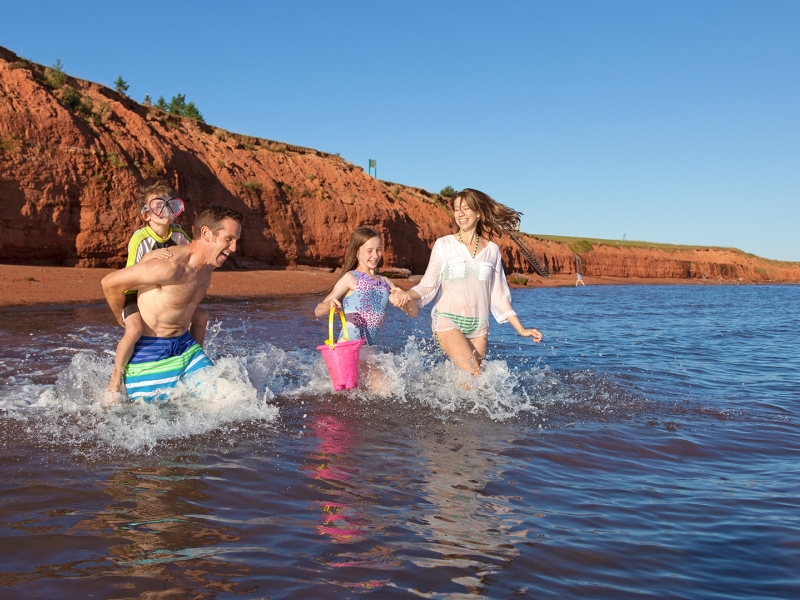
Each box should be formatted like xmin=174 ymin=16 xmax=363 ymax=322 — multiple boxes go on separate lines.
xmin=58 ymin=86 xmax=93 ymax=117
xmin=440 ymin=185 xmax=457 ymax=198
xmin=45 ymin=59 xmax=67 ymax=89
xmin=9 ymin=58 xmax=35 ymax=72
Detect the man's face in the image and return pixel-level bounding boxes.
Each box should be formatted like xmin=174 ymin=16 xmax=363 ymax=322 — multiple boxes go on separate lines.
xmin=204 ymin=218 xmax=241 ymax=268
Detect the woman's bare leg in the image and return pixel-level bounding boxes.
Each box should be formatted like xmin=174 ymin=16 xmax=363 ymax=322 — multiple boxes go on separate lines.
xmin=436 ymin=330 xmax=487 ymax=376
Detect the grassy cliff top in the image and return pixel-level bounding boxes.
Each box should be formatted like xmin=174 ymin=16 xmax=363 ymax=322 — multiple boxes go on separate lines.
xmin=528 ymin=234 xmax=799 ymax=265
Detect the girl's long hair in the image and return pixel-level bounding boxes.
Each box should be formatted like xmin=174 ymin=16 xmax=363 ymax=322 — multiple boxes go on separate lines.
xmin=452 ymin=188 xmax=521 ymax=239
xmin=340 ymin=227 xmax=382 ymax=275
xmin=318 ymin=227 xmax=382 ymax=297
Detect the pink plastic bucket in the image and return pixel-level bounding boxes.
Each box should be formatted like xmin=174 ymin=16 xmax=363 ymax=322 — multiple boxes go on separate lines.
xmin=317 ymin=307 xmax=365 ymax=391
xmin=317 ymin=339 xmax=365 ymax=390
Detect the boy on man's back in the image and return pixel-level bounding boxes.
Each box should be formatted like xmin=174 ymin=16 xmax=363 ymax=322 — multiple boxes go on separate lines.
xmin=107 ymin=180 xmax=208 ymax=393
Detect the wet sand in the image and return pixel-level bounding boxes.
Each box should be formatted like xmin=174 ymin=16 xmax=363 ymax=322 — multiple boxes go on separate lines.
xmin=0 ymin=264 xmax=724 ymax=308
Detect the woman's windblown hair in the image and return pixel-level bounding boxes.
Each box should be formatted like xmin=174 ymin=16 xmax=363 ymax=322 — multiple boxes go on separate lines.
xmin=452 ymin=188 xmax=521 ymax=239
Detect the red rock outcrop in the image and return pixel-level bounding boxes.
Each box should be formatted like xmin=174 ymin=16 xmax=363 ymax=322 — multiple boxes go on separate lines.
xmin=1 ymin=46 xmax=798 ymax=282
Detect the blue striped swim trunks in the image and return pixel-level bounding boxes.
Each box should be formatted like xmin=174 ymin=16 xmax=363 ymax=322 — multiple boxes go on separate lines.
xmin=124 ymin=331 xmax=214 ymax=401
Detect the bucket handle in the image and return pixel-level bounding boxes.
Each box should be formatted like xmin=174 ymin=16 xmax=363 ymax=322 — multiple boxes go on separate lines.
xmin=325 ymin=306 xmax=349 ymax=347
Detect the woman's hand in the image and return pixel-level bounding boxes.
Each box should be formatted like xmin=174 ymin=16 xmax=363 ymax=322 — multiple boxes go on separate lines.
xmin=507 ymin=316 xmax=542 ymax=342
xmin=519 ymin=328 xmax=542 ymax=343
xmin=390 ymin=288 xmax=412 ymax=307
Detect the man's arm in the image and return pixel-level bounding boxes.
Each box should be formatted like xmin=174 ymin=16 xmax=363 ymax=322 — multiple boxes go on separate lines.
xmin=102 ymin=259 xmax=181 ymax=326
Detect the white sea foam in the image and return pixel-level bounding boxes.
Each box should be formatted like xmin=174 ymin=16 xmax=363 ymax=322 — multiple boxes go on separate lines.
xmin=296 ymin=336 xmax=546 ymax=420
xmin=0 ymin=348 xmax=281 ymax=455
xmin=0 ymin=321 xmax=560 ymax=454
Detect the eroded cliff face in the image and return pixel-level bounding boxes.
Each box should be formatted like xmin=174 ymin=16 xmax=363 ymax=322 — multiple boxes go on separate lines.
xmin=0 ymin=47 xmax=454 ymax=272
xmin=1 ymin=46 xmax=798 ymax=282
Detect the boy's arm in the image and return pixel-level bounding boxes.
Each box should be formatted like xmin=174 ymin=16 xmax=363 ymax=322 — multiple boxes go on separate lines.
xmin=102 ymin=259 xmax=182 ymax=326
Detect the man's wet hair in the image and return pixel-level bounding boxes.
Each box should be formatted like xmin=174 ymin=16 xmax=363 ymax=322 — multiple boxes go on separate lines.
xmin=136 ymin=180 xmax=175 ymax=211
xmin=194 ymin=204 xmax=243 ymax=238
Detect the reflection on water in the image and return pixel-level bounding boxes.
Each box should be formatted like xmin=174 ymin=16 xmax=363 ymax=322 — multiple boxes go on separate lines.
xmin=401 ymin=421 xmax=523 ymax=597
xmin=305 ymin=414 xmax=370 ymax=544
xmin=78 ymin=462 xmax=251 ymax=594
xmin=303 ymin=409 xmax=397 ymax=592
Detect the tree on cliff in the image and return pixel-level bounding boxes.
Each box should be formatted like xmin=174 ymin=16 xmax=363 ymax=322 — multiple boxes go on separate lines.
xmin=168 ymin=94 xmax=204 ymax=121
xmin=114 ymin=76 xmax=129 ymax=95
xmin=151 ymin=93 xmax=204 ymax=121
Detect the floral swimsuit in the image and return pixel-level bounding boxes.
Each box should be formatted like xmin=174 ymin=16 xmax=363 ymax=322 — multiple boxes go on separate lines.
xmin=339 ymin=271 xmax=391 ymax=346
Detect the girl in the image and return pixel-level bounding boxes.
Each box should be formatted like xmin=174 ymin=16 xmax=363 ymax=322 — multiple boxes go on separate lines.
xmin=315 ymin=228 xmax=417 ymax=344
xmin=392 ymin=189 xmax=542 ymax=376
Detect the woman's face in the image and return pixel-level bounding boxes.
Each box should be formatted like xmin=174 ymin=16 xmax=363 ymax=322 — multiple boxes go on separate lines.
xmin=453 ymin=197 xmax=479 ymax=232
xmin=357 ymin=236 xmax=383 ymax=271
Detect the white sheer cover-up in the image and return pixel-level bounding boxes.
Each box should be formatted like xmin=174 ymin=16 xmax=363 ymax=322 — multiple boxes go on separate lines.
xmin=411 ymin=235 xmax=516 ymax=338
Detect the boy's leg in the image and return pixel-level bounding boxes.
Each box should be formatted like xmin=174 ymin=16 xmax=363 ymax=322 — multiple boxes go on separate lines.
xmin=190 ymin=305 xmax=209 ymax=346
xmin=109 ymin=313 xmax=143 ymax=392
xmin=436 ymin=329 xmax=487 ymax=376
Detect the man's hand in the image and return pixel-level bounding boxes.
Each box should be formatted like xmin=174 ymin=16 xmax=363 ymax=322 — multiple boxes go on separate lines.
xmin=140 ymin=248 xmax=173 ymax=262
xmin=102 ymin=258 xmax=181 ymax=326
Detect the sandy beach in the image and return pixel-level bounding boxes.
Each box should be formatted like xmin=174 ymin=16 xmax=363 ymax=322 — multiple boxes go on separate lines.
xmin=0 ymin=264 xmax=721 ymax=309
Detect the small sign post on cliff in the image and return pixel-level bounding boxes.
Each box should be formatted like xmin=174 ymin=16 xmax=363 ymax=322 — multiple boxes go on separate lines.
xmin=368 ymin=159 xmax=377 ymax=178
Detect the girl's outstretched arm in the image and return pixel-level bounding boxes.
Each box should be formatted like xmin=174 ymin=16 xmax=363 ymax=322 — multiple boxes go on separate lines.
xmin=389 ymin=287 xmax=421 ymax=309
xmin=314 ymin=273 xmax=356 ymax=318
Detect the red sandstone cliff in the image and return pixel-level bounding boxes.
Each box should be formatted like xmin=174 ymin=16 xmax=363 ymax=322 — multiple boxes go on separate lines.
xmin=1 ymin=46 xmax=798 ymax=282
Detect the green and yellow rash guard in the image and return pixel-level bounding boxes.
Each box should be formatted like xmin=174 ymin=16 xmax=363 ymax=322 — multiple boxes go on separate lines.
xmin=124 ymin=224 xmax=192 ymax=295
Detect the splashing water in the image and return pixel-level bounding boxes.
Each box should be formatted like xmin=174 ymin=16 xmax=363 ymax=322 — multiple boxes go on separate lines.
xmin=0 ymin=321 xmax=554 ymax=455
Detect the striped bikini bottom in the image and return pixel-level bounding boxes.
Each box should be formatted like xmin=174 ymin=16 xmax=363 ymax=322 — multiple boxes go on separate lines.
xmin=433 ymin=311 xmax=482 ymax=352
xmin=124 ymin=331 xmax=213 ymax=401
xmin=434 ymin=310 xmax=481 ymax=337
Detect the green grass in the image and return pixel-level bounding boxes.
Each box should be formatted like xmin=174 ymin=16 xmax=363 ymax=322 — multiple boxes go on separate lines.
xmin=527 ymin=233 xmax=800 ymax=265
xmin=529 ymin=233 xmax=739 ymax=253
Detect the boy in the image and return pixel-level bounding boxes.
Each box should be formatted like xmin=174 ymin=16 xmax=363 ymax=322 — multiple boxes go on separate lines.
xmin=107 ymin=180 xmax=209 ymax=393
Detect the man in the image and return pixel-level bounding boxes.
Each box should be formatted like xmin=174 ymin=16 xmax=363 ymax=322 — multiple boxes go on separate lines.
xmin=102 ymin=204 xmax=243 ymax=401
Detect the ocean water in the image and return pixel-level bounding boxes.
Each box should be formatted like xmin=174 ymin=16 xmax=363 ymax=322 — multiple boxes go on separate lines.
xmin=0 ymin=284 xmax=798 ymax=598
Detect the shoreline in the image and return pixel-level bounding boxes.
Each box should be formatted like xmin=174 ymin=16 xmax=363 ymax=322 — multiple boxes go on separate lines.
xmin=0 ymin=264 xmax=791 ymax=309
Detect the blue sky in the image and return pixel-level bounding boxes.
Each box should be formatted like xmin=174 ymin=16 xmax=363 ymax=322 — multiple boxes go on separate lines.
xmin=2 ymin=1 xmax=798 ymax=260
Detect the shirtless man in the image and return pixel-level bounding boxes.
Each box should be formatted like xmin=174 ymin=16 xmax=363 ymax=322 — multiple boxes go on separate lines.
xmin=102 ymin=204 xmax=243 ymax=401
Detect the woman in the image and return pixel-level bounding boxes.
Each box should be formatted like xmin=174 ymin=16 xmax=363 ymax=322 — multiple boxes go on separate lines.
xmin=391 ymin=189 xmax=541 ymax=375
